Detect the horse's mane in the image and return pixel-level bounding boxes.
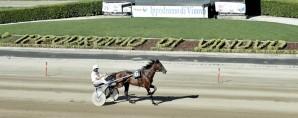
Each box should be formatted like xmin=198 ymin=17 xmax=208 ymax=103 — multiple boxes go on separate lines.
xmin=142 ymin=60 xmax=155 ymax=69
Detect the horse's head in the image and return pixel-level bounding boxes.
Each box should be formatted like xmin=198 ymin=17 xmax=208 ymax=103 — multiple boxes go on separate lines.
xmin=153 ymin=59 xmax=167 ymax=74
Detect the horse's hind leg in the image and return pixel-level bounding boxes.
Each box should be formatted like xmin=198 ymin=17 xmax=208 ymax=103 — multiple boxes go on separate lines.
xmin=124 ymin=83 xmax=135 ymax=104
xmin=124 ymin=83 xmax=129 ymax=99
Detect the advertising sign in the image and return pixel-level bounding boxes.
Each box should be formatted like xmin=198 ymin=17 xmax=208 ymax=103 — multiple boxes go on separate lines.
xmin=102 ymin=2 xmax=132 ymax=13
xmin=132 ymin=6 xmax=208 ymax=18
xmin=215 ymin=2 xmax=246 ymax=14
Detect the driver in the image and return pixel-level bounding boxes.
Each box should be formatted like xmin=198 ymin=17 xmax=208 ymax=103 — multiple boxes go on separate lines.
xmin=91 ymin=65 xmax=107 ymax=87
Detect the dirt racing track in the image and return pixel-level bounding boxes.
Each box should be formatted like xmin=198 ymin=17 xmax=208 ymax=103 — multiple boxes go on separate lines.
xmin=0 ymin=48 xmax=298 ymax=118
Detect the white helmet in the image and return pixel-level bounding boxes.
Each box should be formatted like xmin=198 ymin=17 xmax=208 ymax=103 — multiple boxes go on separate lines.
xmin=92 ymin=65 xmax=99 ymax=70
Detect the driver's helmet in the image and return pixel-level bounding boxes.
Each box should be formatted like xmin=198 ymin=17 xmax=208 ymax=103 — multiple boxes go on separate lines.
xmin=92 ymin=65 xmax=99 ymax=70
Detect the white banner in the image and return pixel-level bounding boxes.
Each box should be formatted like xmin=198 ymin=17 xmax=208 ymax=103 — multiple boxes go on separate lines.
xmin=102 ymin=2 xmax=132 ymax=13
xmin=215 ymin=2 xmax=246 ymax=14
xmin=132 ymin=6 xmax=208 ymax=18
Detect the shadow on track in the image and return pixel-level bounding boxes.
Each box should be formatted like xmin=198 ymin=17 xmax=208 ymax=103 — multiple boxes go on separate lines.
xmin=104 ymin=95 xmax=199 ymax=106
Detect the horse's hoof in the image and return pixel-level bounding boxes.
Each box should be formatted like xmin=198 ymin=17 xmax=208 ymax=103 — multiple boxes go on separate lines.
xmin=129 ymin=100 xmax=136 ymax=104
xmin=152 ymin=101 xmax=158 ymax=106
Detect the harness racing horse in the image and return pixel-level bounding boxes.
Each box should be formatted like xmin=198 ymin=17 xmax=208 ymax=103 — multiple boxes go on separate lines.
xmin=106 ymin=59 xmax=167 ymax=105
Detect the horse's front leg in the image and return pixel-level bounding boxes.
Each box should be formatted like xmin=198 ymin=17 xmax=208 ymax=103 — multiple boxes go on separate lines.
xmin=147 ymin=84 xmax=157 ymax=105
xmin=150 ymin=84 xmax=157 ymax=95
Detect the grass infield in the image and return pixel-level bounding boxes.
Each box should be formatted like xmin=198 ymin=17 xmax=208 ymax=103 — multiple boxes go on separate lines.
xmin=1 ymin=18 xmax=298 ymax=41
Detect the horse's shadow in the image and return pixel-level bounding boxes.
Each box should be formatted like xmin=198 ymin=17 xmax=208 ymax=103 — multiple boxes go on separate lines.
xmin=104 ymin=94 xmax=199 ymax=106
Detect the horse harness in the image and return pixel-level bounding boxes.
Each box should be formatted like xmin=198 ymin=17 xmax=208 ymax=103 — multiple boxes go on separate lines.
xmin=134 ymin=68 xmax=159 ymax=87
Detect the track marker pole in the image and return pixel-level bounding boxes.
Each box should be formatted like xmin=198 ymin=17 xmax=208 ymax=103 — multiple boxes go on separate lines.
xmin=218 ymin=67 xmax=221 ymax=88
xmin=45 ymin=61 xmax=48 ymax=78
xmin=221 ymin=68 xmax=224 ymax=85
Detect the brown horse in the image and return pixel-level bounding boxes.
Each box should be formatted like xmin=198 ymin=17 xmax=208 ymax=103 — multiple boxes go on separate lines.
xmin=106 ymin=59 xmax=167 ymax=105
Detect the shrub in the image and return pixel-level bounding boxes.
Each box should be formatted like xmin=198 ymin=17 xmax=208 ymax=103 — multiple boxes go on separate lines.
xmin=261 ymin=0 xmax=298 ymax=18
xmin=235 ymin=40 xmax=252 ymax=49
xmin=0 ymin=1 xmax=102 ymax=24
xmin=77 ymin=36 xmax=95 ymax=46
xmin=194 ymin=38 xmax=288 ymax=52
xmin=209 ymin=39 xmax=221 ymax=49
xmin=224 ymin=40 xmax=238 ymax=49
xmin=260 ymin=40 xmax=270 ymax=49
xmin=15 ymin=34 xmax=41 ymax=44
xmin=104 ymin=37 xmax=116 ymax=46
xmin=253 ymin=40 xmax=259 ymax=49
xmin=35 ymin=35 xmax=55 ymax=44
xmin=92 ymin=37 xmax=104 ymax=48
xmin=62 ymin=36 xmax=84 ymax=45
xmin=1 ymin=32 xmax=12 ymax=39
xmin=196 ymin=39 xmax=215 ymax=49
xmin=15 ymin=34 xmax=29 ymax=44
xmin=115 ymin=37 xmax=127 ymax=46
xmin=153 ymin=38 xmax=184 ymax=50
xmin=76 ymin=36 xmax=92 ymax=47
xmin=277 ymin=40 xmax=287 ymax=49
xmin=171 ymin=38 xmax=183 ymax=48
xmin=156 ymin=38 xmax=175 ymax=48
xmin=3 ymin=33 xmax=293 ymax=54
xmin=52 ymin=35 xmax=71 ymax=45
xmin=120 ymin=38 xmax=130 ymax=47
xmin=127 ymin=37 xmax=147 ymax=47
xmin=215 ymin=39 xmax=226 ymax=49
xmin=267 ymin=40 xmax=278 ymax=50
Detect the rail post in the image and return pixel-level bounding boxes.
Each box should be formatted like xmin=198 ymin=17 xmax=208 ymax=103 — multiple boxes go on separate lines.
xmin=218 ymin=67 xmax=221 ymax=88
xmin=45 ymin=61 xmax=48 ymax=78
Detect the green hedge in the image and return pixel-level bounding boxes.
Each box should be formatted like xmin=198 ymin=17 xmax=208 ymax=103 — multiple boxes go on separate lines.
xmin=12 ymin=34 xmax=147 ymax=49
xmin=0 ymin=1 xmax=102 ymax=24
xmin=261 ymin=0 xmax=298 ymax=18
xmin=1 ymin=32 xmax=11 ymax=39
